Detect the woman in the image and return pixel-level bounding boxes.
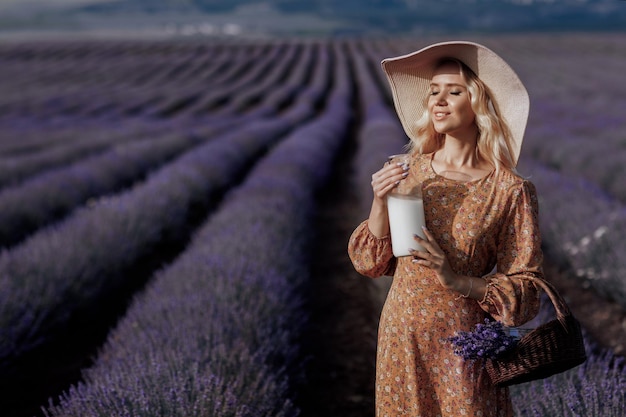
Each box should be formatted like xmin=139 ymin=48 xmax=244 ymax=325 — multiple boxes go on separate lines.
xmin=348 ymin=41 xmax=544 ymax=416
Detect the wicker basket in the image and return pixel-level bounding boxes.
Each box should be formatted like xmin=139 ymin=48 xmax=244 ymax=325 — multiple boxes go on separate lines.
xmin=485 ymin=277 xmax=587 ymax=387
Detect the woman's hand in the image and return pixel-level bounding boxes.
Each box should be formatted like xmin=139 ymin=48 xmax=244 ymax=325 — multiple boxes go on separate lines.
xmin=409 ymin=226 xmax=487 ymax=300
xmin=409 ymin=226 xmax=459 ymax=289
xmin=371 ymin=160 xmax=409 ymax=201
xmin=366 ymin=159 xmax=409 ymax=238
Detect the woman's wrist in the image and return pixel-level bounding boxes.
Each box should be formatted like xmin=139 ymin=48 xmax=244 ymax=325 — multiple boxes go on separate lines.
xmin=367 ymin=198 xmax=390 ymax=238
xmin=455 ymin=277 xmax=473 ymax=300
xmin=453 ymin=275 xmax=487 ymax=300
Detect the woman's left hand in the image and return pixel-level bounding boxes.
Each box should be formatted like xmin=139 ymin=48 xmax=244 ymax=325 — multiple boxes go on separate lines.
xmin=409 ymin=227 xmax=459 ymax=289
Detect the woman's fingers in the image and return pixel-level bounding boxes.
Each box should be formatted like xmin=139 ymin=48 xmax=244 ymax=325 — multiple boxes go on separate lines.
xmin=409 ymin=229 xmax=458 ymax=288
xmin=411 ymin=229 xmax=435 ymax=253
xmin=372 ymin=163 xmax=406 ymax=185
xmin=371 ymin=163 xmax=409 ymax=198
xmin=418 ymin=227 xmax=444 ymax=252
xmin=409 ymin=229 xmax=445 ymax=267
xmin=409 ymin=246 xmax=441 ymax=265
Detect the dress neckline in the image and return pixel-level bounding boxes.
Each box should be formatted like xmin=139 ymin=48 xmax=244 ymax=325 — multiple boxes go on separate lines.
xmin=428 ymin=152 xmax=494 ymax=184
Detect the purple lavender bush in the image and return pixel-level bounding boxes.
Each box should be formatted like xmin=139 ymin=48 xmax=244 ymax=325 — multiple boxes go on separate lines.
xmin=506 ymin=269 xmax=624 ymax=416
xmin=350 ymin=42 xmax=407 ymax=217
xmin=349 ymin=40 xmax=410 ymax=308
xmin=204 ymin=43 xmax=300 ymax=117
xmin=511 ymin=338 xmax=625 ymax=416
xmin=0 ymin=126 xmax=215 ymax=247
xmin=180 ymin=43 xmax=290 ymax=118
xmin=518 ymin=159 xmax=626 ymax=310
xmin=0 ymin=40 xmax=268 ymax=124
xmin=43 ymin=44 xmax=351 ymax=417
xmin=0 ymin=72 xmax=325 ymax=374
xmin=0 ymin=121 xmax=180 ymax=188
xmin=0 ymin=119 xmax=278 ymax=356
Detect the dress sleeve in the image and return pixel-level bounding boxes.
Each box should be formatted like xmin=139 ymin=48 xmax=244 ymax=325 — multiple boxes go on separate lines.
xmin=347 ymin=220 xmax=397 ymax=278
xmin=478 ymin=180 xmax=543 ymax=327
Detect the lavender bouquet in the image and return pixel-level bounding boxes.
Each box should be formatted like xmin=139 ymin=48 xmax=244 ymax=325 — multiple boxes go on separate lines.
xmin=448 ymin=319 xmax=519 ymax=360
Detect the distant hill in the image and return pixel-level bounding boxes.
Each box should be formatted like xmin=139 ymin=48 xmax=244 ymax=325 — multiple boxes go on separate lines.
xmin=2 ymin=0 xmax=626 ymax=36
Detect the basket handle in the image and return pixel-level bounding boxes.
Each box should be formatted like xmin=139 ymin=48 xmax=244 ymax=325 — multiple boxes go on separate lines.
xmin=527 ymin=276 xmax=572 ymax=329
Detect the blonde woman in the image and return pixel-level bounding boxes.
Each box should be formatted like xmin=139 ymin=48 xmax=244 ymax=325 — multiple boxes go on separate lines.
xmin=348 ymin=41 xmax=543 ymax=416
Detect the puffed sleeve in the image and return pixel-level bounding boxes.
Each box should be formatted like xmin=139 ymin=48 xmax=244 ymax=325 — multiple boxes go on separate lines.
xmin=348 ymin=220 xmax=397 ymax=278
xmin=478 ymin=180 xmax=543 ymax=327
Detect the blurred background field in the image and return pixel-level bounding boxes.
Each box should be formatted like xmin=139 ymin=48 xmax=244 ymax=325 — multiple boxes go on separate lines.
xmin=1 ymin=1 xmax=625 ymax=417
xmin=2 ymin=0 xmax=626 ymax=39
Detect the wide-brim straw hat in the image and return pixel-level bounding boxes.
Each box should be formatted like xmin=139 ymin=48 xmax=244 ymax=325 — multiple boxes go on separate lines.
xmin=381 ymin=41 xmax=529 ymax=166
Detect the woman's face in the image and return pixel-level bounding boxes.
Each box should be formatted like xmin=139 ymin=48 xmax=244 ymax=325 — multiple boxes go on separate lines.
xmin=427 ymin=62 xmax=477 ymax=139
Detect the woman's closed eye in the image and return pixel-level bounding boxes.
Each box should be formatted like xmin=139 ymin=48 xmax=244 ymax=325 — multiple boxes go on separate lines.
xmin=430 ymin=89 xmax=463 ymax=96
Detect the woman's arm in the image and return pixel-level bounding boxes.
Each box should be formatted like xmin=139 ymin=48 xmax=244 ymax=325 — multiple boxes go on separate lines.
xmin=347 ymin=158 xmax=409 ymax=277
xmin=479 ymin=180 xmax=543 ymax=326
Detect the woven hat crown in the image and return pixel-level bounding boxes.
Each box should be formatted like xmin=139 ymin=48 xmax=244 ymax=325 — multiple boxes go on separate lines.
xmin=381 ymin=41 xmax=529 ymax=166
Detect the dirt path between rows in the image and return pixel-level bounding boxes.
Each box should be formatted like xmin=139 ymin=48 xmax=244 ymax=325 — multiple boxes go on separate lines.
xmin=297 ymin=137 xmax=382 ymax=417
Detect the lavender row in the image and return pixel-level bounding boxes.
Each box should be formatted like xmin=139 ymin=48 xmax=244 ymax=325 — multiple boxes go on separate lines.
xmin=0 ymin=44 xmax=322 ymax=247
xmin=488 ymin=35 xmax=626 ymax=202
xmin=0 ymin=122 xmax=231 ymax=248
xmin=0 ymin=41 xmax=268 ymax=121
xmin=0 ymin=41 xmax=233 ymax=101
xmin=0 ymin=51 xmax=330 ymax=377
xmin=0 ymin=41 xmax=316 ymax=196
xmin=163 ymin=43 xmax=302 ymax=119
xmin=168 ymin=41 xmax=319 ymax=125
xmin=69 ymin=43 xmax=285 ymax=120
xmin=0 ymin=42 xmax=298 ymax=126
xmin=43 ymin=46 xmax=351 ymax=417
xmin=0 ymin=42 xmax=316 ymax=194
xmin=513 ymin=347 xmax=625 ymax=416
xmin=0 ymin=120 xmax=192 ymax=188
xmin=345 ymin=40 xmax=408 ymax=319
xmin=348 ymin=41 xmax=407 ymax=217
xmin=0 ymin=41 xmax=322 ymax=246
xmin=0 ymin=119 xmax=179 ymax=157
xmin=523 ymin=108 xmax=626 ymax=203
xmin=511 ymin=303 xmax=626 ymax=416
xmin=99 ymin=42 xmax=276 ymax=119
xmin=518 ymin=158 xmax=626 ymax=309
xmin=354 ymin=38 xmax=399 ymax=104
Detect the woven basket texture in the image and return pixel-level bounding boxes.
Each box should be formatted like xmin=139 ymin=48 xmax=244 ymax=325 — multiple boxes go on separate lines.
xmin=485 ymin=278 xmax=587 ymax=387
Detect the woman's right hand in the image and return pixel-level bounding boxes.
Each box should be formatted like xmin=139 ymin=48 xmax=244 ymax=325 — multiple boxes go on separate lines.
xmin=367 ymin=158 xmax=410 ymax=238
xmin=371 ymin=159 xmax=410 ymax=202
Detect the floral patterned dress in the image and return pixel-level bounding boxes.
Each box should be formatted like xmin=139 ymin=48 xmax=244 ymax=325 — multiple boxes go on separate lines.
xmin=348 ymin=152 xmax=544 ymax=417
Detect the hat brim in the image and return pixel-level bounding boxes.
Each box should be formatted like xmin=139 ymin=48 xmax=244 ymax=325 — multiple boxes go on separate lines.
xmin=381 ymin=41 xmax=529 ymax=166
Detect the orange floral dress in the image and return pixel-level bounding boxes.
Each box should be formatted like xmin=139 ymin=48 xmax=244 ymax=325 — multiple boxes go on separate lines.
xmin=348 ymin=152 xmax=543 ymax=417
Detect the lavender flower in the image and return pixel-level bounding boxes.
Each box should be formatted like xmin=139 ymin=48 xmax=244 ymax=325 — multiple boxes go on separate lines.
xmin=448 ymin=319 xmax=519 ymax=360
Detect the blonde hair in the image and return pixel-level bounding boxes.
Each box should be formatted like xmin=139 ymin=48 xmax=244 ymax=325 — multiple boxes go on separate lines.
xmin=407 ymin=58 xmax=518 ymax=173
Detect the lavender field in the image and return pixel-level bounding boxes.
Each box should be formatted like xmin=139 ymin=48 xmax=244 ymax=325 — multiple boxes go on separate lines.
xmin=0 ymin=33 xmax=625 ymax=417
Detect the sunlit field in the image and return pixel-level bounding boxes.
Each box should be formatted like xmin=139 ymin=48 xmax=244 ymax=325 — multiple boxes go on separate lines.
xmin=0 ymin=33 xmax=624 ymax=417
